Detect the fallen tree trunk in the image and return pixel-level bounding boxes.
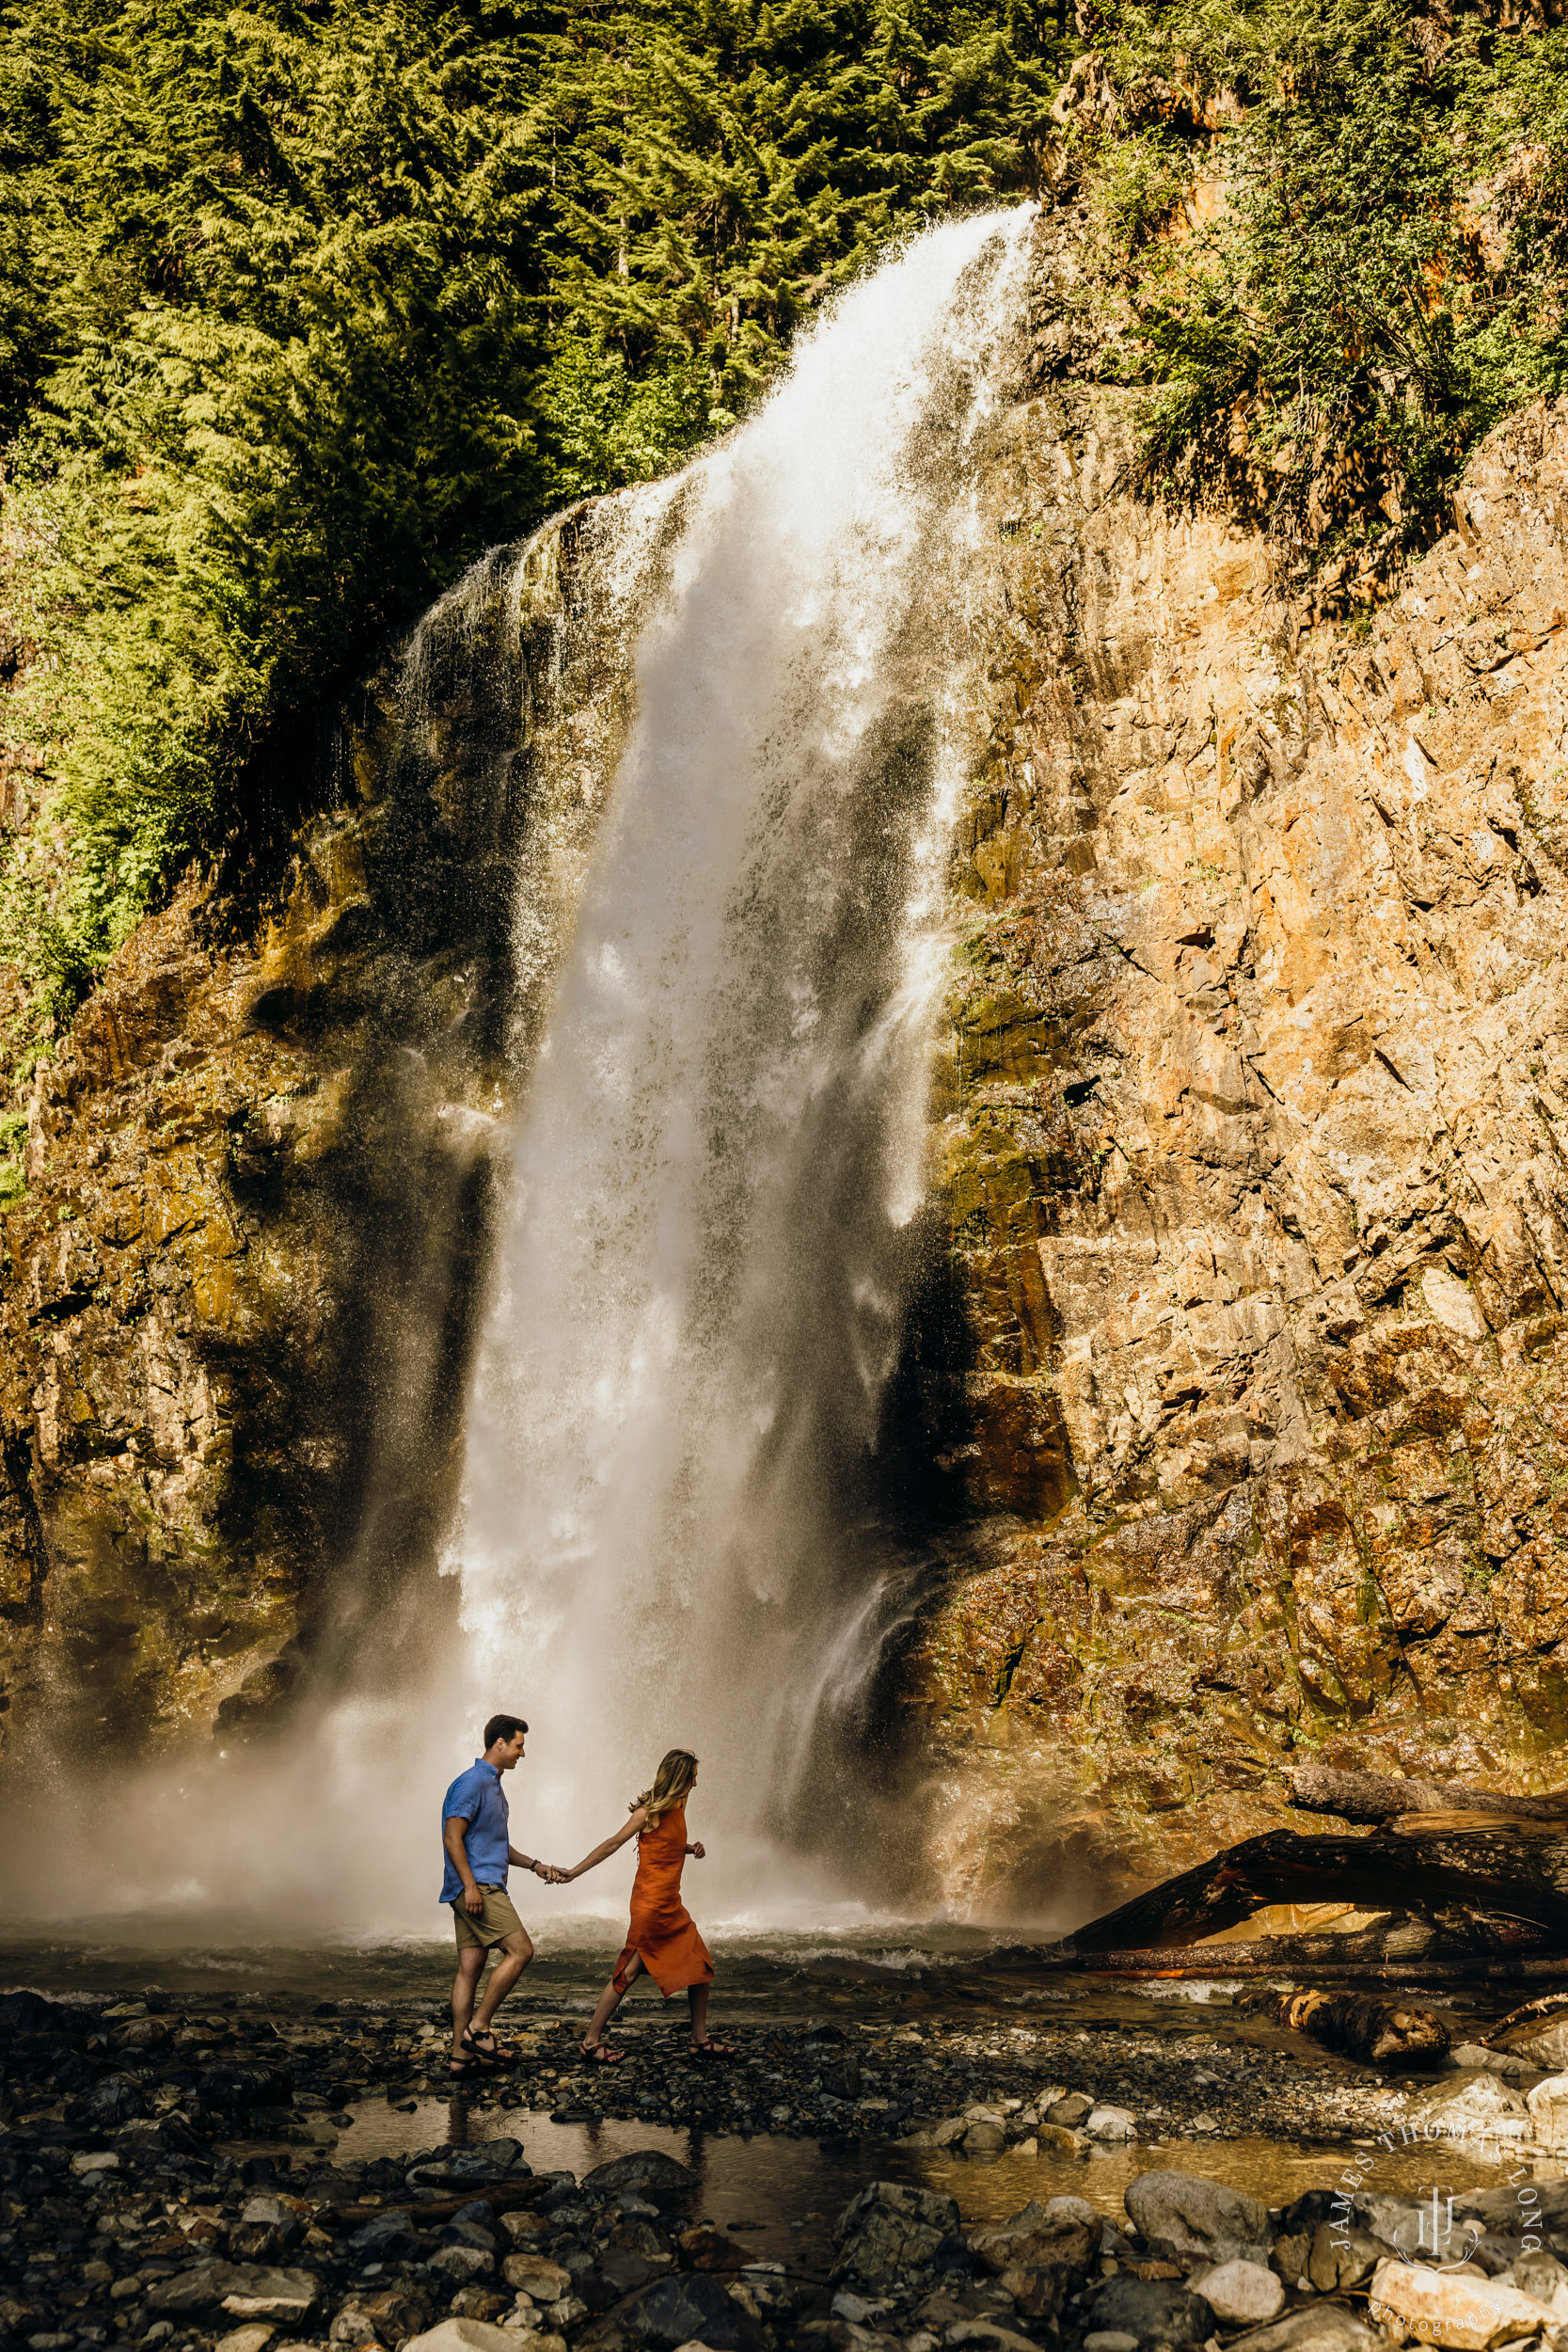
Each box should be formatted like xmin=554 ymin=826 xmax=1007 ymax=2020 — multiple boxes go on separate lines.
xmin=1391 ymin=1810 xmax=1568 ymax=1836
xmin=1290 ymin=1762 xmax=1568 ymax=1825
xmin=1052 ymin=1946 xmax=1568 ymax=1984
xmin=1253 ymin=1988 xmax=1450 ymax=2069
xmin=1062 ymin=1828 xmax=1568 ymax=1952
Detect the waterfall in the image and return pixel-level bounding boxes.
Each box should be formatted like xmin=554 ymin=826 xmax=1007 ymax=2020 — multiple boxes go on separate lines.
xmin=0 ymin=206 xmax=1031 ymax=1934
xmin=451 ymin=206 xmax=1033 ymax=1914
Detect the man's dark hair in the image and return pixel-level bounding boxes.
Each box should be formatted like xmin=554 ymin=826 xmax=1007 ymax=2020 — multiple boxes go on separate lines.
xmin=483 ymin=1712 xmax=529 ymax=1749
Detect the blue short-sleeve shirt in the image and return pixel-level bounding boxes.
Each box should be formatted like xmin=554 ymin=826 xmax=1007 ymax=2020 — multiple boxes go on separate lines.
xmin=439 ymin=1759 xmax=511 ymax=1904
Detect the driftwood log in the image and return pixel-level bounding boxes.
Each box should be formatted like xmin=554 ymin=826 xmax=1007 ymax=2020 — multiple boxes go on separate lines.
xmin=1254 ymin=1988 xmax=1450 ymax=2069
xmin=1290 ymin=1762 xmax=1568 ymax=1824
xmin=1488 ymin=1990 xmax=1568 ymax=2037
xmin=1053 ymin=1945 xmax=1568 ymax=1983
xmin=1062 ymin=1828 xmax=1568 ymax=1952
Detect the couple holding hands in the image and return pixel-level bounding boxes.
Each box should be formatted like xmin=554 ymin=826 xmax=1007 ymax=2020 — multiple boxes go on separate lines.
xmin=440 ymin=1713 xmax=731 ymax=2075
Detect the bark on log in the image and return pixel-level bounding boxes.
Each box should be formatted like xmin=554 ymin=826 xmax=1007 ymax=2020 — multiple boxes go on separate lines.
xmin=1488 ymin=1990 xmax=1568 ymax=2038
xmin=1256 ymin=1989 xmax=1450 ymax=2069
xmin=1062 ymin=1828 xmax=1568 ymax=1952
xmin=1290 ymin=1762 xmax=1568 ymax=1824
xmin=1392 ymin=1811 xmax=1568 ymax=1837
xmin=1053 ymin=1946 xmax=1568 ymax=1983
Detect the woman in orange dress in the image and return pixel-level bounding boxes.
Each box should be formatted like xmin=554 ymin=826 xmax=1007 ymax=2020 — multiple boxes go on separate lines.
xmin=562 ymin=1748 xmax=732 ymax=2062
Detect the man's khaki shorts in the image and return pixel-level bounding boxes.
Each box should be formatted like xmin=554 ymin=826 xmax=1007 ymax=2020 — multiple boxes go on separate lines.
xmin=451 ymin=1882 xmax=526 ymax=1951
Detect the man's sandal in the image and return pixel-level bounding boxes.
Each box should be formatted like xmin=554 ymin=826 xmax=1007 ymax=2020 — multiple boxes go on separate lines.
xmin=689 ymin=2039 xmax=735 ymax=2057
xmin=579 ymin=2040 xmax=625 ymax=2064
xmin=448 ymin=2051 xmax=482 ymax=2075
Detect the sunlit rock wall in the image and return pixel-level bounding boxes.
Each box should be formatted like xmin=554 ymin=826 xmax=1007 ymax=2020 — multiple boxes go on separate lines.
xmin=903 ymin=281 xmax=1568 ymax=1915
xmin=0 ymin=524 xmax=595 ymax=1758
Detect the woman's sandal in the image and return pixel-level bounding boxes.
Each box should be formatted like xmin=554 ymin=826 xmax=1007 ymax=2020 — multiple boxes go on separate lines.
xmin=689 ymin=2038 xmax=735 ymax=2057
xmin=579 ymin=2040 xmax=625 ymax=2064
xmin=448 ymin=2051 xmax=482 ymax=2076
xmin=461 ymin=2026 xmax=516 ymax=2063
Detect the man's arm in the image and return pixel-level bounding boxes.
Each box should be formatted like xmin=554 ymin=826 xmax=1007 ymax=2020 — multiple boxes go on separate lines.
xmin=506 ymin=1843 xmax=556 ymax=1880
xmin=444 ymin=1814 xmax=483 ymax=1915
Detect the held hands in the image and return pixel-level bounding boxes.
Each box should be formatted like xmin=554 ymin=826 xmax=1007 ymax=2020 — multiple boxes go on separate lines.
xmin=686 ymin=1841 xmax=705 ymax=1859
xmin=531 ymin=1861 xmax=570 ymax=1884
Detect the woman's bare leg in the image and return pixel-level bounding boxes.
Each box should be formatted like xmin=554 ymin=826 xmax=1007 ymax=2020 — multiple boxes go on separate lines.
xmin=584 ymin=1951 xmax=641 ymax=2049
xmin=688 ymin=1983 xmax=709 ymax=2046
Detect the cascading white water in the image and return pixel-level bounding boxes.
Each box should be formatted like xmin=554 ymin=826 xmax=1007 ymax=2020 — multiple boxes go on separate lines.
xmin=451 ymin=206 xmax=1034 ymax=1915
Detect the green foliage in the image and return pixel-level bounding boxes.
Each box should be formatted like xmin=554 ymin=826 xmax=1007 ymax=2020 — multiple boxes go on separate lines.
xmin=0 ymin=1107 xmax=24 ymax=1209
xmin=1080 ymin=0 xmax=1568 ymax=598
xmin=0 ymin=0 xmax=1062 ymax=1063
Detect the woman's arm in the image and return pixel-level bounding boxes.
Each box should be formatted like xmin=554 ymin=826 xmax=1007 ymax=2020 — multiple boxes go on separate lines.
xmin=563 ymin=1808 xmax=649 ymax=1882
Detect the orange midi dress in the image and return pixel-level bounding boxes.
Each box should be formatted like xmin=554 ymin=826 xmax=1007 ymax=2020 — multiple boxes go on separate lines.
xmin=611 ymin=1805 xmax=714 ymax=1996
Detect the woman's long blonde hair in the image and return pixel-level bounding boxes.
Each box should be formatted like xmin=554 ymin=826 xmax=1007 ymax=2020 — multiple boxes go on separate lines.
xmin=632 ymin=1748 xmax=698 ymax=1827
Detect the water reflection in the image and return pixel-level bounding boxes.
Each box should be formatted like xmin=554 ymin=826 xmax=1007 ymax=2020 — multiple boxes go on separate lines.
xmin=312 ymin=2098 xmax=1564 ymax=2279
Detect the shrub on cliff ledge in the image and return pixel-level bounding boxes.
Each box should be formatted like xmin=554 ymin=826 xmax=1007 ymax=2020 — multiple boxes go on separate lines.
xmin=1075 ymin=0 xmax=1568 ymax=606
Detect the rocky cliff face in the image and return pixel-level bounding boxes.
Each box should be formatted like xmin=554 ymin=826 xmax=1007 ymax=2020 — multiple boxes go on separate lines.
xmin=0 ymin=516 xmax=629 ymax=1759
xmin=900 ymin=231 xmax=1568 ymax=1914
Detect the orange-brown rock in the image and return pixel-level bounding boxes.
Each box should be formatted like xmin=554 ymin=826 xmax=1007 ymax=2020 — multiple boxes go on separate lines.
xmin=0 ymin=521 xmax=618 ymax=1757
xmin=901 ymin=349 xmax=1568 ymax=1912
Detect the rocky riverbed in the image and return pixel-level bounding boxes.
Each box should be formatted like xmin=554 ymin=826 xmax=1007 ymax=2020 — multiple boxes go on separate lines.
xmin=7 ymin=1985 xmax=1568 ymax=2352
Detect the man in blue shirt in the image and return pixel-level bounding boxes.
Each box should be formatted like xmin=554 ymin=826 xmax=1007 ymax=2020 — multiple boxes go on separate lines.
xmin=441 ymin=1711 xmax=561 ymax=2074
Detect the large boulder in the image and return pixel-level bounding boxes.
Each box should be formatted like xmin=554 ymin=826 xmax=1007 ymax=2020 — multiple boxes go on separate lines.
xmin=1354 ymin=2192 xmax=1472 ymax=2265
xmin=1397 ymin=2072 xmax=1529 ymax=2139
xmin=404 ymin=2324 xmax=521 ymax=2352
xmin=428 ymin=2248 xmax=495 ymax=2286
xmin=351 ymin=2211 xmax=426 ymax=2264
xmin=1125 ymin=2171 xmax=1273 ymax=2267
xmin=222 ymin=2267 xmax=325 ymax=2325
xmin=1225 ymin=2310 xmax=1381 ymax=2352
xmin=1527 ymin=2074 xmax=1568 ymax=2148
xmin=616 ymin=2271 xmax=766 ymax=2352
xmin=1081 ymin=2276 xmax=1215 ymax=2349
xmin=1307 ymin=2222 xmax=1386 ymax=2293
xmin=328 ymin=2288 xmax=427 ymax=2347
xmin=581 ymin=2151 xmax=700 ymax=2210
xmin=578 ymin=2248 xmax=657 ymax=2309
xmin=405 ymin=2139 xmax=529 ymax=2190
xmin=1190 ymin=2263 xmax=1285 ymax=2327
xmin=82 ymin=2074 xmax=144 ymax=2131
xmin=969 ymin=2201 xmax=1101 ymax=2278
xmin=0 ymin=1992 xmax=70 ymax=2035
xmin=144 ymin=2265 xmax=319 ymax=2324
xmin=500 ymin=2257 xmax=571 ymax=2302
xmin=834 ymin=2181 xmax=961 ymax=2286
xmin=1513 ymin=2250 xmax=1568 ymax=2320
xmin=1500 ymin=2016 xmax=1568 ymax=2072
xmin=1368 ymin=2259 xmax=1552 ymax=2350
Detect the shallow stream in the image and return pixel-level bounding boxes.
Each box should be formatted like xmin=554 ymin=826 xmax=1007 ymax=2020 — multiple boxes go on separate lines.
xmin=8 ymin=1920 xmax=1555 ymax=2270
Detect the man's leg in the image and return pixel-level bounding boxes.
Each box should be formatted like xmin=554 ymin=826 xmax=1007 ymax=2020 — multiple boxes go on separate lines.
xmin=451 ymin=1945 xmax=485 ymax=2065
xmin=470 ymin=1926 xmax=534 ymax=2039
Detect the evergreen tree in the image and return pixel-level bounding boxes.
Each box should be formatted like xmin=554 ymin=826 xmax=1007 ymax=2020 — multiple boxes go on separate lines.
xmin=0 ymin=0 xmax=1059 ymax=1064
